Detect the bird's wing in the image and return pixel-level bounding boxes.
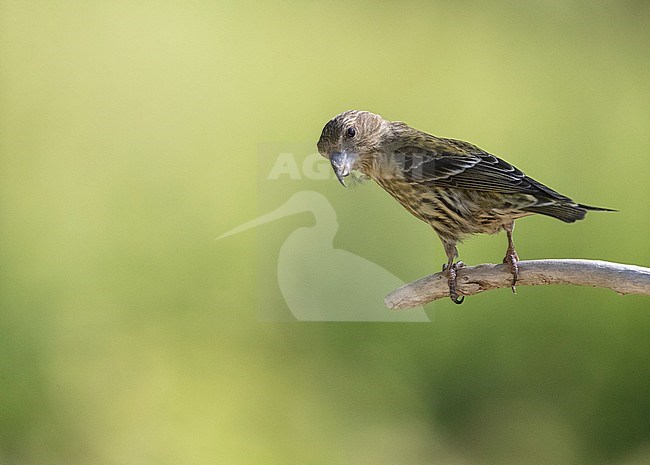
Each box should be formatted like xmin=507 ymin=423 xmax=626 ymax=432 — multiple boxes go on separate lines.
xmin=394 ymin=142 xmax=572 ymax=202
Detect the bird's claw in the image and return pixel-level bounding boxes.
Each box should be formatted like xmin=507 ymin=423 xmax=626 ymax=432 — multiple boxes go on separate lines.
xmin=503 ymin=251 xmax=519 ymax=293
xmin=442 ymin=261 xmax=464 ymax=272
xmin=443 ymin=261 xmax=465 ymax=304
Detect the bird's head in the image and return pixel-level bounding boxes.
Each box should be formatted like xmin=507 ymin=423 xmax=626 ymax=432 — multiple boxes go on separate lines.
xmin=317 ymin=110 xmax=388 ymax=187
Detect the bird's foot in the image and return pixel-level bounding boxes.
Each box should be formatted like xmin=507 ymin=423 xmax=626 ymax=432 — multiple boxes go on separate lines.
xmin=502 ymin=250 xmax=519 ymax=293
xmin=443 ymin=261 xmax=465 ymax=304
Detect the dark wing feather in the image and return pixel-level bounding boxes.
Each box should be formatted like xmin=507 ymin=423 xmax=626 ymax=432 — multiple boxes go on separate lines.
xmin=395 ymin=142 xmax=572 ymax=203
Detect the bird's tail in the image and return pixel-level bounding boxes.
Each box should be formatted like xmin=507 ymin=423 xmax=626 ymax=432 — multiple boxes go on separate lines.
xmin=524 ymin=203 xmax=616 ymax=223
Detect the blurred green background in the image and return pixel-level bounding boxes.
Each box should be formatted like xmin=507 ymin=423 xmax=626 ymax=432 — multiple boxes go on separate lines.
xmin=1 ymin=1 xmax=649 ymax=463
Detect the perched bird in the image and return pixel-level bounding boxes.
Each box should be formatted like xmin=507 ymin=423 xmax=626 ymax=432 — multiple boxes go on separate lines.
xmin=317 ymin=110 xmax=614 ymax=304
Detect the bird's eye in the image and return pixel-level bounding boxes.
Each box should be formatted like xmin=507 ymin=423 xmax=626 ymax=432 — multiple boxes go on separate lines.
xmin=346 ymin=127 xmax=356 ymax=138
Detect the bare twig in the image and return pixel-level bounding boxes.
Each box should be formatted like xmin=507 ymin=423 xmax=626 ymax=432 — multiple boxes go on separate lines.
xmin=386 ymin=259 xmax=650 ymax=309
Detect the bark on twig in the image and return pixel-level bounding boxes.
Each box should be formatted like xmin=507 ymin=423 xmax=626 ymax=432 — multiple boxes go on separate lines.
xmin=386 ymin=259 xmax=650 ymax=309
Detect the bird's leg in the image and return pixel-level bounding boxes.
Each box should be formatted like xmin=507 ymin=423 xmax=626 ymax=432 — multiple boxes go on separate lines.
xmin=441 ymin=241 xmax=464 ymax=304
xmin=502 ymin=221 xmax=519 ymax=293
